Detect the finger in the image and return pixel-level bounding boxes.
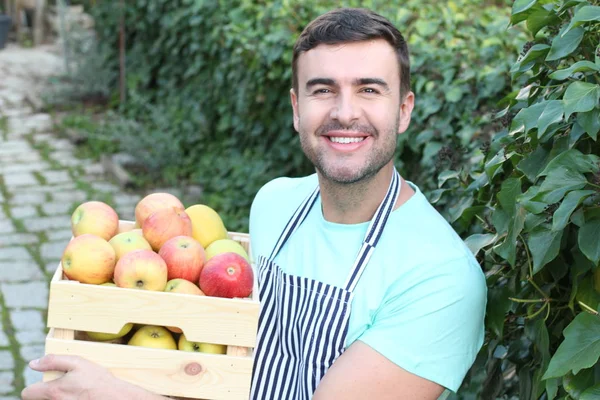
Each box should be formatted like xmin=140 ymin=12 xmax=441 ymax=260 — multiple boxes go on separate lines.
xmin=28 ymin=354 xmax=84 ymax=373
xmin=21 ymin=381 xmax=53 ymax=400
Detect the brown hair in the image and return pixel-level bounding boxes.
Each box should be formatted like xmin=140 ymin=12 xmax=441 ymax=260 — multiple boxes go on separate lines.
xmin=292 ymin=8 xmax=411 ymax=100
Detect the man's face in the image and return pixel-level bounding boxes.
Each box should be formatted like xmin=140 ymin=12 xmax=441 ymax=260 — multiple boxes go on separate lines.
xmin=291 ymin=39 xmax=414 ymax=185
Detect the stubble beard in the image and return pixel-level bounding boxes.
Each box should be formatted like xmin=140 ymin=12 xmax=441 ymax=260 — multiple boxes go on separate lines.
xmin=298 ymin=118 xmax=400 ymax=186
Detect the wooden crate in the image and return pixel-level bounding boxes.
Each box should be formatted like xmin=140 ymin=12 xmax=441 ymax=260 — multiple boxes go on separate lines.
xmin=43 ymin=223 xmax=259 ymax=400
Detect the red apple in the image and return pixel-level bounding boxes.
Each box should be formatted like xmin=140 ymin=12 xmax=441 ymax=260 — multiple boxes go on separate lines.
xmin=135 ymin=192 xmax=185 ymax=228
xmin=199 ymin=252 xmax=254 ymax=299
xmin=159 ymin=236 xmax=206 ymax=282
xmin=142 ymin=208 xmax=193 ymax=251
xmin=71 ymin=201 xmax=119 ymax=241
xmin=113 ymin=249 xmax=168 ymax=291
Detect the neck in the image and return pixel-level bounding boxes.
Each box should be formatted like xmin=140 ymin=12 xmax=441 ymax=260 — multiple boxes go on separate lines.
xmin=319 ymin=164 xmax=396 ymax=224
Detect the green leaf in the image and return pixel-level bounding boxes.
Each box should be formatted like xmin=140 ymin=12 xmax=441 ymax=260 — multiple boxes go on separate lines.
xmin=571 ymin=121 xmax=589 ymax=147
xmin=552 ymin=190 xmax=596 ymax=231
xmin=563 ymin=369 xmax=595 ymax=400
xmin=579 ymin=219 xmax=600 ymax=265
xmin=546 ymin=27 xmax=584 ymax=61
xmin=517 ymin=145 xmax=551 ymax=182
xmin=445 ymin=87 xmax=463 ymax=103
xmin=542 ymin=312 xmax=600 ymax=379
xmin=546 ymin=377 xmax=559 ymax=400
xmin=526 ymin=9 xmax=559 ymax=36
xmin=538 ymin=166 xmax=588 ymax=204
xmin=563 ymin=6 xmax=600 ymax=35
xmin=465 ymin=233 xmax=497 ymax=255
xmin=495 ymin=206 xmax=526 ymax=266
xmin=563 ymin=82 xmax=600 ymax=120
xmin=519 ymin=186 xmax=548 ymax=214
xmin=511 ymin=101 xmax=547 ymax=135
xmin=528 ymin=226 xmax=563 ymax=274
xmin=511 ymin=0 xmax=538 ymax=23
xmin=549 ymin=61 xmax=600 ymax=80
xmin=516 ymin=44 xmax=551 ymax=71
xmin=438 ymin=170 xmax=460 ymax=187
xmin=486 ymin=286 xmax=511 ymax=338
xmin=538 ymin=100 xmax=564 ymax=141
xmin=539 ymin=149 xmax=600 ymax=177
xmin=498 ymin=178 xmax=522 ymax=215
xmin=575 ymin=278 xmax=600 ymax=312
xmin=581 ymin=383 xmax=600 ymax=400
xmin=578 ymin=109 xmax=600 ymax=141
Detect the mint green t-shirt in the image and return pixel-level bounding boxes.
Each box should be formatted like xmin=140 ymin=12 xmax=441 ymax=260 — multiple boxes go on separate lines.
xmin=248 ymin=173 xmax=487 ymax=394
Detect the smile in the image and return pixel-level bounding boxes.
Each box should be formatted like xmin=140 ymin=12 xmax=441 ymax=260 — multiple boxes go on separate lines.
xmin=328 ymin=137 xmax=366 ymax=144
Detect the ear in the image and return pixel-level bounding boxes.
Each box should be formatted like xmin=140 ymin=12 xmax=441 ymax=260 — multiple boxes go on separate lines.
xmin=397 ymin=91 xmax=415 ymax=135
xmin=290 ymin=88 xmax=300 ymax=132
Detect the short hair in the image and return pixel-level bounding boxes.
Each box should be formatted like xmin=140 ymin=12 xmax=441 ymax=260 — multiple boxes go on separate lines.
xmin=292 ymin=8 xmax=411 ymax=100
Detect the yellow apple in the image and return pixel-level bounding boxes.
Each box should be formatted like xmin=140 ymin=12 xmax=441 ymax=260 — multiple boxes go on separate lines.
xmin=205 ymin=239 xmax=249 ymax=262
xmin=61 ymin=233 xmax=116 ymax=284
xmin=109 ymin=231 xmax=152 ymax=262
xmin=86 ymin=322 xmax=134 ymax=341
xmin=113 ymin=249 xmax=168 ymax=291
xmin=178 ymin=333 xmax=226 ymax=354
xmin=185 ymin=204 xmax=228 ymax=248
xmin=135 ymin=192 xmax=185 ymax=228
xmin=128 ymin=325 xmax=177 ymax=350
xmin=71 ymin=201 xmax=120 ymax=241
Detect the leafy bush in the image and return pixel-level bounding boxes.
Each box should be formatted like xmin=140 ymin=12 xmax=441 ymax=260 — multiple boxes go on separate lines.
xmin=434 ymin=1 xmax=600 ymax=398
xmin=82 ymin=0 xmax=525 ymax=233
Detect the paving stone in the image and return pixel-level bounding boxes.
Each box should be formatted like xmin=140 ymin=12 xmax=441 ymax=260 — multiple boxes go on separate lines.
xmin=1 ymin=282 xmax=49 ymax=308
xmin=41 ymin=170 xmax=72 ymax=184
xmin=0 ymin=139 xmax=31 ymax=155
xmin=10 ymin=205 xmax=37 ymax=219
xmin=13 ymin=182 xmax=75 ymax=194
xmin=0 ymin=323 xmax=8 ymax=347
xmin=8 ymin=192 xmax=45 ymax=205
xmin=15 ymin=330 xmax=47 ymax=345
xmin=20 ymin=215 xmax=70 ymax=232
xmin=90 ymin=181 xmax=119 ymax=193
xmin=23 ymin=365 xmax=43 ymax=387
xmin=0 ymin=371 xmax=14 ymax=394
xmin=49 ymin=138 xmax=74 ymax=151
xmin=0 ymin=192 xmax=4 ymax=202
xmin=33 ymin=132 xmax=54 ymax=142
xmin=113 ymin=193 xmax=141 ymax=206
xmin=0 ymin=220 xmax=15 ymax=234
xmin=40 ymin=241 xmax=67 ymax=261
xmin=83 ymin=163 xmax=106 ymax=176
xmin=8 ymin=114 xmax=53 ymax=136
xmin=0 ymin=233 xmax=39 ymax=248
xmin=0 ymin=247 xmax=31 ymax=261
xmin=45 ymin=260 xmax=61 ymax=274
xmin=3 ymin=152 xmax=43 ymax=164
xmin=51 ymin=190 xmax=89 ymax=203
xmin=0 ymin=261 xmax=43 ymax=282
xmin=0 ymin=351 xmax=14 ymax=370
xmin=19 ymin=344 xmax=45 ymax=363
xmin=2 ymin=172 xmax=38 ymax=188
xmin=41 ymin=202 xmax=72 ymax=216
xmin=0 ymin=161 xmax=52 ymax=174
xmin=10 ymin=310 xmax=45 ymax=332
xmin=46 ymin=229 xmax=73 ymax=241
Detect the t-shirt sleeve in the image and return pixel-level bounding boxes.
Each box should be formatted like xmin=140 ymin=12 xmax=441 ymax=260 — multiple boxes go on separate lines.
xmin=357 ymin=255 xmax=487 ymax=393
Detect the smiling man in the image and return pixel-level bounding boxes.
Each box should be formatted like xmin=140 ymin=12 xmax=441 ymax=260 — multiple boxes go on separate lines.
xmin=21 ymin=7 xmax=486 ymax=400
xmin=247 ymin=7 xmax=487 ymax=400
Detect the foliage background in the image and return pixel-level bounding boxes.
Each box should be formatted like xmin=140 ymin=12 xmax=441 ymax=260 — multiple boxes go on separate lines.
xmin=47 ymin=0 xmax=600 ymax=398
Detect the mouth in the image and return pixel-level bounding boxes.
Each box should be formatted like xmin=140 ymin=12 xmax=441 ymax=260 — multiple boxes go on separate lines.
xmin=321 ymin=132 xmax=371 ymax=152
xmin=326 ymin=136 xmax=367 ymax=144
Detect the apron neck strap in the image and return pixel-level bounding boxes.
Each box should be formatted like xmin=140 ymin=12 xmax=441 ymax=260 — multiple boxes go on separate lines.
xmin=268 ymin=168 xmax=402 ymax=292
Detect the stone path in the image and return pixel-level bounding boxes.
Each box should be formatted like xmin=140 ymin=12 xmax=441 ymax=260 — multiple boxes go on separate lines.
xmin=0 ymin=42 xmax=198 ymax=398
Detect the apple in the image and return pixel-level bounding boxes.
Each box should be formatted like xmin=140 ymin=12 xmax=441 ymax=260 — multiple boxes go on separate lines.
xmin=127 ymin=325 xmax=177 ymax=350
xmin=185 ymin=204 xmax=228 ymax=248
xmin=159 ymin=236 xmax=206 ymax=282
xmin=86 ymin=322 xmax=134 ymax=342
xmin=117 ymin=220 xmax=136 ymax=234
xmin=61 ymin=233 xmax=116 ymax=284
xmin=199 ymin=252 xmax=254 ymax=299
xmin=205 ymin=239 xmax=249 ymax=262
xmin=178 ymin=333 xmax=226 ymax=354
xmin=143 ymin=208 xmax=193 ymax=251
xmin=135 ymin=192 xmax=185 ymax=228
xmin=71 ymin=201 xmax=119 ymax=241
xmin=164 ymin=278 xmax=205 ymax=333
xmin=113 ymin=249 xmax=168 ymax=291
xmin=109 ymin=231 xmax=152 ymax=262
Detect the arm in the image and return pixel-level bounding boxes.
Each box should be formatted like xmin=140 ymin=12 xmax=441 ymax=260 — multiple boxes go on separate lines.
xmin=21 ymin=354 xmax=169 ymax=400
xmin=313 ymin=340 xmax=445 ymax=400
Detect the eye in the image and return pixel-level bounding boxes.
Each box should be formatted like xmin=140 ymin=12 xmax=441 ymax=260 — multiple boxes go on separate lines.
xmin=361 ymin=87 xmax=379 ymax=94
xmin=313 ymin=88 xmax=331 ymax=95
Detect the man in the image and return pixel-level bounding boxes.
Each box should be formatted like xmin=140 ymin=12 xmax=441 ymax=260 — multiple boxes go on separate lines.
xmin=22 ymin=7 xmax=487 ymax=400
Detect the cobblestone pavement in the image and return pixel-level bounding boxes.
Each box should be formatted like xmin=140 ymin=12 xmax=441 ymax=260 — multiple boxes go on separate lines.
xmin=0 ymin=43 xmax=197 ymax=398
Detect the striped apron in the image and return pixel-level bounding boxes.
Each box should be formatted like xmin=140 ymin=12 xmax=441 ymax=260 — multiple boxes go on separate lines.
xmin=250 ymin=168 xmax=401 ymax=400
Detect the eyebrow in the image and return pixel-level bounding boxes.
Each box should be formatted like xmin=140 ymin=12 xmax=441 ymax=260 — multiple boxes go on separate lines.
xmin=305 ymin=77 xmax=390 ymax=92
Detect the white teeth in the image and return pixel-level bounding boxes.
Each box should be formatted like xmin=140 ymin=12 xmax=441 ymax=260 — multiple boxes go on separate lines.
xmin=329 ymin=137 xmax=365 ymax=144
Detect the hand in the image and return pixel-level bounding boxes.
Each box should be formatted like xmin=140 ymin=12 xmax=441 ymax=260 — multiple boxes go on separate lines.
xmin=21 ymin=354 xmax=125 ymax=400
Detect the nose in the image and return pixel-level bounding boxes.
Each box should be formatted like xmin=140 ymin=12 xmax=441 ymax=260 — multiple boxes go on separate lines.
xmin=330 ymin=92 xmax=360 ymax=127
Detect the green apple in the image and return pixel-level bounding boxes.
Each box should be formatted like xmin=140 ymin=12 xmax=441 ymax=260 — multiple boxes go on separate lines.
xmin=204 ymin=239 xmax=249 ymax=262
